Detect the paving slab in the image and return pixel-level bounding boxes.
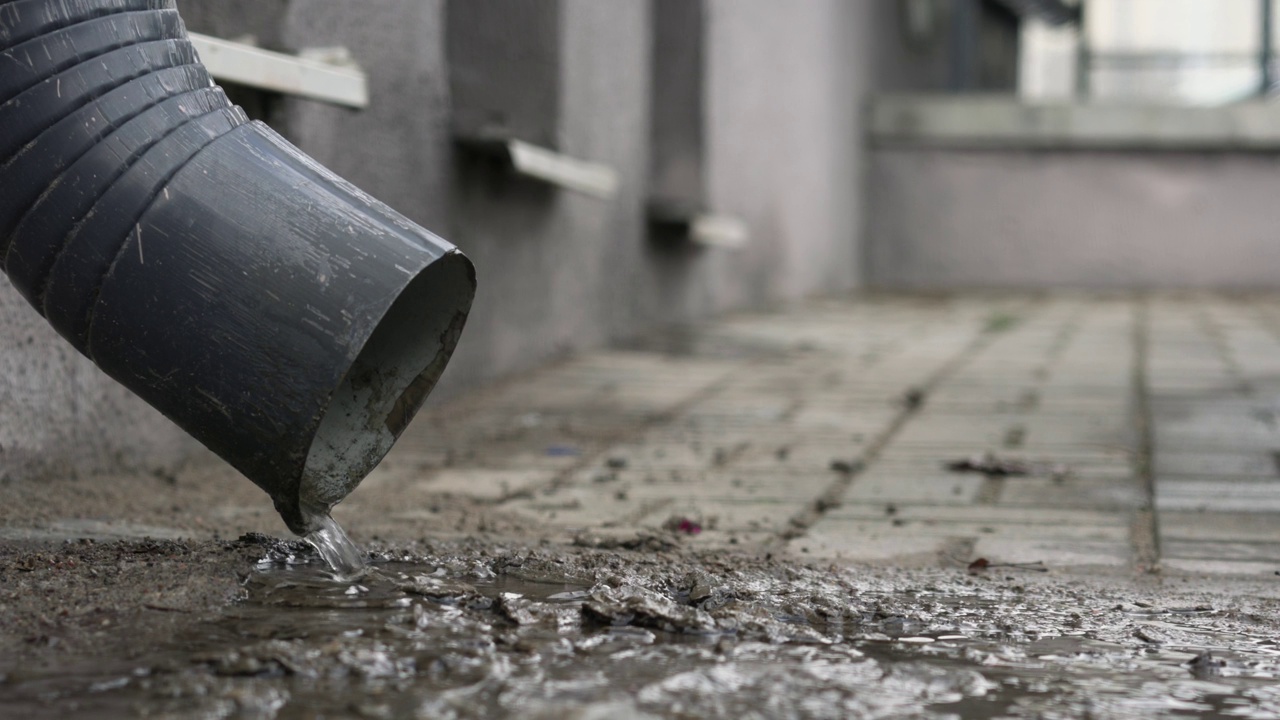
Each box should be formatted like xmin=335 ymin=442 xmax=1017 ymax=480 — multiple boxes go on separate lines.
xmin=1160 ymin=510 xmax=1280 ymax=543
xmin=9 ymin=295 xmax=1280 ymax=631
xmin=1157 ymin=480 xmax=1280 ymax=513
xmin=16 ymin=294 xmax=1280 ymax=717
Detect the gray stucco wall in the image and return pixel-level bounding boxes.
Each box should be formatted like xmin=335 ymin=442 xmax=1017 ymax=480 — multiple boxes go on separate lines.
xmin=867 ymin=148 xmax=1280 ymax=289
xmin=0 ymin=289 xmax=194 ymax=483
xmin=703 ymin=1 xmax=869 ymax=306
xmin=1 ymin=0 xmax=882 ymax=483
xmin=235 ymin=0 xmax=876 ymax=393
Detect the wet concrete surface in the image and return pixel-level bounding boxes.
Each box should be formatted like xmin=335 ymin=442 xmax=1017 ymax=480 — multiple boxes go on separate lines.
xmin=6 ymin=537 xmax=1280 ymax=718
xmin=7 ymin=294 xmax=1280 ymax=717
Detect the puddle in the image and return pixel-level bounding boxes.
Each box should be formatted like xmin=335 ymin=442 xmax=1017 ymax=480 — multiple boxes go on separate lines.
xmin=3 ymin=544 xmax=1280 ymax=718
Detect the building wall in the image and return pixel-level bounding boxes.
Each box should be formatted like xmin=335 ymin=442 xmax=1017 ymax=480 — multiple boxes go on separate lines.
xmin=868 ymin=147 xmax=1280 ymax=289
xmin=206 ymin=0 xmax=878 ymax=394
xmin=865 ymin=96 xmax=1280 ymax=289
xmin=1085 ymin=0 xmax=1260 ymax=104
xmin=0 ymin=290 xmax=194 ymax=483
xmin=0 ymin=0 xmax=887 ymax=482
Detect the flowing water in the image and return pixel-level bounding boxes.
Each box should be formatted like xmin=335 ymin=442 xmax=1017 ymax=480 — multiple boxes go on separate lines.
xmin=300 ymin=507 xmax=369 ymax=581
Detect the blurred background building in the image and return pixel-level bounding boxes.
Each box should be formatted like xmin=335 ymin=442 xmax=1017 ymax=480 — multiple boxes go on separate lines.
xmin=1024 ymin=0 xmax=1272 ymax=103
xmin=871 ymin=0 xmax=1280 ymax=290
xmin=5 ymin=0 xmax=1280 ymax=485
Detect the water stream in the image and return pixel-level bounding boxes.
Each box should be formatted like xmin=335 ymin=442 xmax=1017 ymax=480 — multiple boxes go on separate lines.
xmin=299 ymin=504 xmax=368 ymax=581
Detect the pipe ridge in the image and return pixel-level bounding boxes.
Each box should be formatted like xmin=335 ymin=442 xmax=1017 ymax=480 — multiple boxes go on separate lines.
xmin=29 ymin=93 xmax=231 ymax=313
xmin=0 ymin=0 xmax=176 ymax=51
xmin=0 ymin=60 xmax=209 ymax=180
xmin=0 ymin=64 xmax=211 ymax=247
xmin=0 ymin=63 xmax=209 ymax=266
xmin=0 ymin=9 xmax=183 ymax=103
xmin=0 ymin=38 xmax=196 ymax=165
xmin=81 ymin=114 xmax=253 ymax=355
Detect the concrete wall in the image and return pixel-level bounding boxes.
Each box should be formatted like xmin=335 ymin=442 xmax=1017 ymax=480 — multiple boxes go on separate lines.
xmin=868 ymin=148 xmax=1280 ymax=289
xmin=867 ymin=97 xmax=1280 ymax=289
xmin=648 ymin=0 xmax=707 ymax=214
xmin=0 ymin=290 xmax=194 ymax=483
xmin=215 ymin=0 xmax=877 ymax=393
xmin=1 ymin=0 xmax=889 ymax=482
xmin=700 ymin=1 xmax=869 ymax=316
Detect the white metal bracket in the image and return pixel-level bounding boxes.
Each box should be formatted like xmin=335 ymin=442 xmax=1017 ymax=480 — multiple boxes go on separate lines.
xmin=688 ymin=214 xmax=748 ymax=248
xmin=188 ymin=33 xmax=369 ymax=109
xmin=507 ymin=140 xmax=619 ymax=199
xmin=649 ymin=201 xmax=748 ymax=248
xmin=456 ymin=135 xmax=619 ymax=199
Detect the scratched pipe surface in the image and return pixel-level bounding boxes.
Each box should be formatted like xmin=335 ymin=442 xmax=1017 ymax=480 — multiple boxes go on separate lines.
xmin=0 ymin=0 xmax=477 ymax=534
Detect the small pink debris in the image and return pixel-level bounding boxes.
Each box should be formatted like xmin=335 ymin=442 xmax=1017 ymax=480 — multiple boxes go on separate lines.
xmin=662 ymin=515 xmax=704 ymax=535
xmin=666 ymin=518 xmax=701 ymax=535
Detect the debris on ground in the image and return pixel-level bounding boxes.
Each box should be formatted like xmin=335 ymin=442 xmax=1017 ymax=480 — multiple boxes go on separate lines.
xmin=582 ymin=583 xmax=719 ymax=634
xmin=829 ymin=458 xmax=859 ymax=474
xmin=572 ymin=531 xmax=681 ymax=552
xmin=903 ymin=387 xmax=926 ymax=410
xmin=1131 ymin=626 xmax=1168 ymax=645
xmin=967 ymin=557 xmax=1049 ymax=574
xmin=664 ymin=517 xmax=703 ymax=535
xmin=1186 ymin=651 xmax=1227 ymax=678
xmin=945 ymin=452 xmax=1071 ymax=480
xmin=947 ymin=454 xmax=1032 ymax=476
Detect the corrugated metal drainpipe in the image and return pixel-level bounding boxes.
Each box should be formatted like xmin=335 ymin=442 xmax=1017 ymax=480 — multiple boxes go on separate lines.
xmin=0 ymin=0 xmax=476 ymax=534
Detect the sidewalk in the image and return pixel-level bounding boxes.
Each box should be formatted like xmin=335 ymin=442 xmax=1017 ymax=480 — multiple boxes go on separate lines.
xmin=9 ymin=293 xmax=1280 ymax=579
xmin=9 ymin=293 xmax=1280 ymax=717
xmin=322 ymin=293 xmax=1275 ymax=578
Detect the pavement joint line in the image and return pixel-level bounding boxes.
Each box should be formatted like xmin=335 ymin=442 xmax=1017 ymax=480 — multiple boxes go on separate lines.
xmin=610 ymin=497 xmax=675 ymax=526
xmin=1195 ymin=302 xmax=1252 ymax=395
xmin=937 ymin=303 xmax=1084 ymax=566
xmin=976 ymin=304 xmax=1087 ymax=504
xmin=773 ymin=300 xmax=1044 ymax=546
xmin=1130 ymin=296 xmax=1162 ymax=574
xmin=1041 ymin=308 xmax=1083 ymax=372
xmin=1245 ymin=300 xmax=1280 ymax=360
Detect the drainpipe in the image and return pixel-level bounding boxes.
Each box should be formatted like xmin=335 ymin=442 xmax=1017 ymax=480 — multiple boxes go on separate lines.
xmin=949 ymin=0 xmax=979 ymax=92
xmin=1262 ymin=0 xmax=1274 ymax=96
xmin=1074 ymin=0 xmax=1090 ymax=99
xmin=0 ymin=0 xmax=476 ymax=535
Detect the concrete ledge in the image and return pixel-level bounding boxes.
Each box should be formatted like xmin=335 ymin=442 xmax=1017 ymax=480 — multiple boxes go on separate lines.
xmin=870 ymin=95 xmax=1280 ymax=150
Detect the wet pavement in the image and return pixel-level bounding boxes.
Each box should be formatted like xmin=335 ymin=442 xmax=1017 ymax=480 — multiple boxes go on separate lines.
xmin=6 ymin=294 xmax=1280 ymax=717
